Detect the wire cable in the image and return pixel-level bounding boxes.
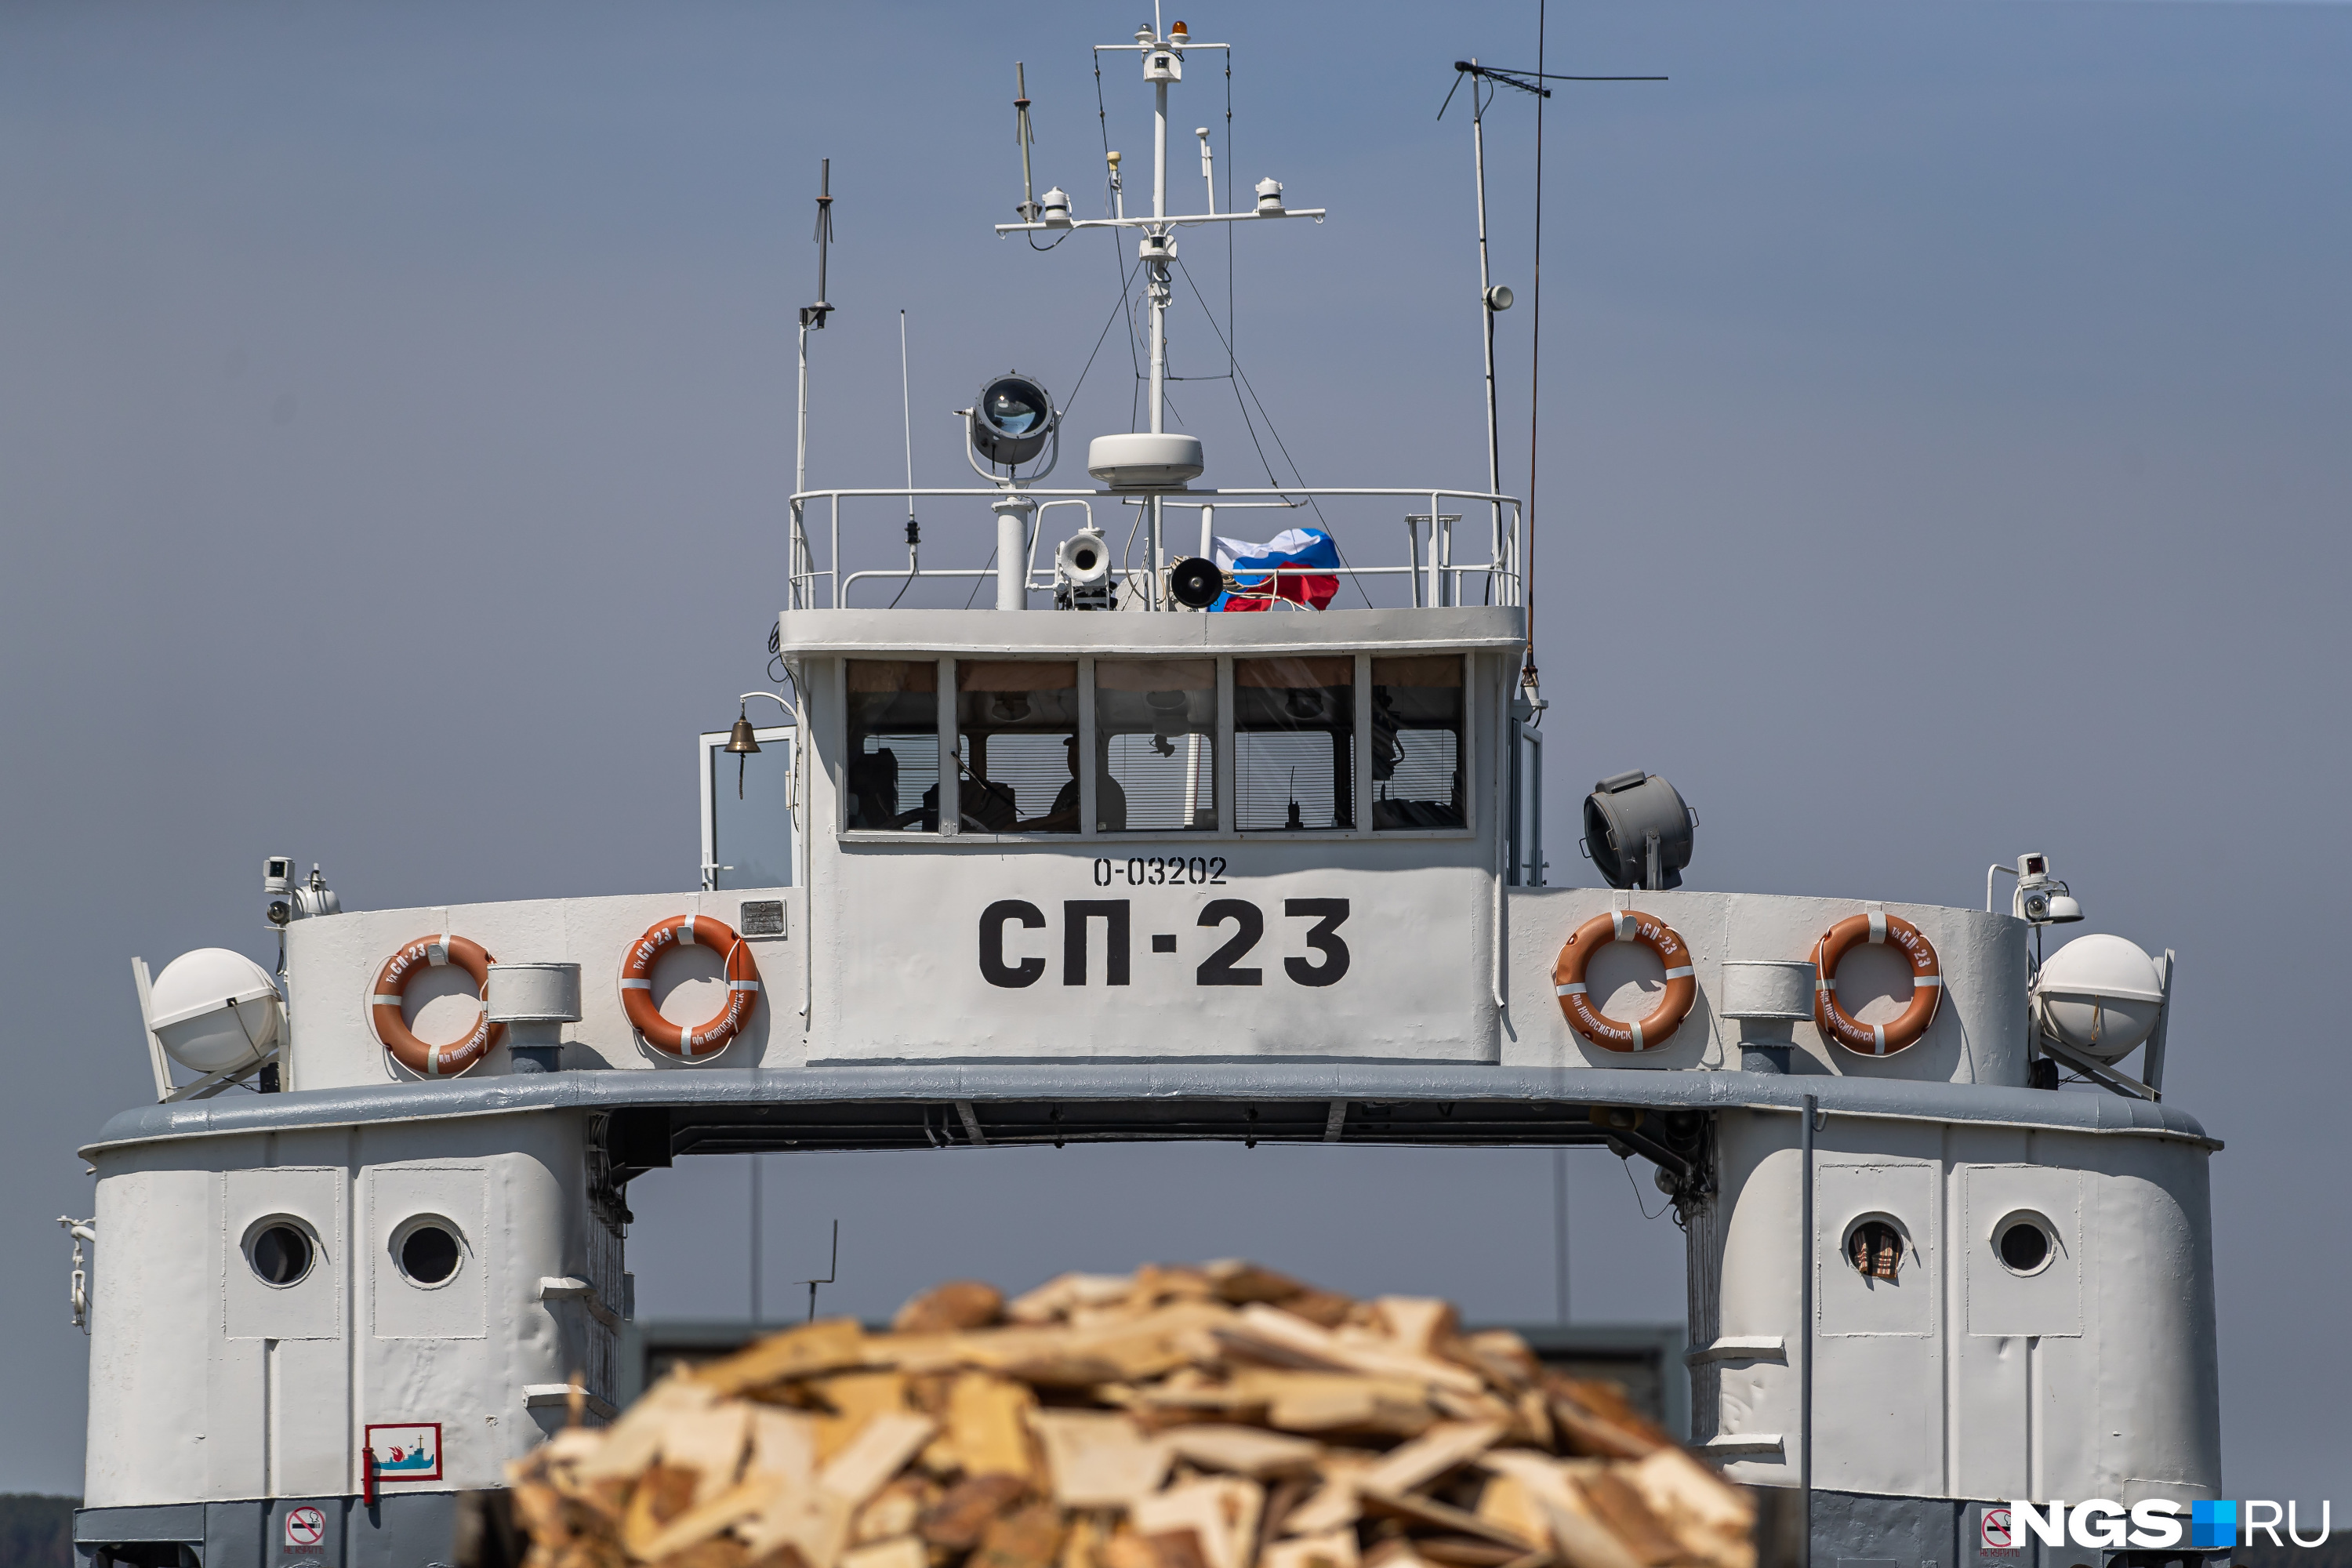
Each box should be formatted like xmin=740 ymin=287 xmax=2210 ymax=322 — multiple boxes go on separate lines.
xmin=1172 ymin=256 xmax=1376 ymax=609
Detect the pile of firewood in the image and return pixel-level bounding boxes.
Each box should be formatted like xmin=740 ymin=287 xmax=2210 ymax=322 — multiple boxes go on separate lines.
xmin=508 ymin=1261 xmax=1754 ymax=1568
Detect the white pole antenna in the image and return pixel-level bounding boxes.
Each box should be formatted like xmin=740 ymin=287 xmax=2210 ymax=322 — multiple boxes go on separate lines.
xmin=899 ymin=310 xmax=919 ymax=588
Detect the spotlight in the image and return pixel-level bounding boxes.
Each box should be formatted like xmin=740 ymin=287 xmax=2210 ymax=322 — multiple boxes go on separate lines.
xmin=970 ymin=373 xmax=1056 ymax=468
xmin=1167 ymin=556 xmax=1223 ymax=608
xmin=1582 ymin=770 xmax=1695 ymax=891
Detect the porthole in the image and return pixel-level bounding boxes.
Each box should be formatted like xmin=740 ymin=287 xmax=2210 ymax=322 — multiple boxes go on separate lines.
xmin=244 ymin=1219 xmax=316 ymax=1287
xmin=392 ymin=1217 xmax=465 ymax=1287
xmin=1843 ymin=1217 xmax=1908 ymax=1280
xmin=1995 ymin=1212 xmax=2056 ymax=1276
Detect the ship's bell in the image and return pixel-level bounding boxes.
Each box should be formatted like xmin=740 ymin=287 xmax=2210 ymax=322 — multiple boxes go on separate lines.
xmin=725 ymin=710 xmax=760 ymax=800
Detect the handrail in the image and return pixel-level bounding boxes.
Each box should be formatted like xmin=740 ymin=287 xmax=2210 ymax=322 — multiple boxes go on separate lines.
xmin=789 ymin=483 xmax=1523 ymax=613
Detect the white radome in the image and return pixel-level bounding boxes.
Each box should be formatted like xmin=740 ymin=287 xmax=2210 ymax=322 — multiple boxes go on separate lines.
xmin=2034 ymin=932 xmax=2165 ymax=1062
xmin=148 ymin=947 xmax=283 ymax=1073
xmin=1087 ymin=432 xmax=1204 ymax=489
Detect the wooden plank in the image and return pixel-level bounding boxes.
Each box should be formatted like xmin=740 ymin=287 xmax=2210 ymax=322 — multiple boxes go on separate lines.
xmin=662 ymin=1400 xmax=753 ymax=1504
xmin=851 ymin=1475 xmax=938 ymax=1546
xmin=1162 ymin=1425 xmax=1324 ymax=1479
xmin=1131 ymin=1478 xmax=1267 ymax=1568
xmin=939 ymin=1372 xmax=1041 ymax=1479
xmin=1218 ymin=1306 xmax=1486 ymax=1395
xmin=844 ymin=1537 xmax=933 ymax=1568
xmin=1365 ymin=1298 xmax=1457 ymax=1357
xmin=920 ymin=1473 xmax=1030 ymax=1550
xmin=696 ymin=1318 xmax=870 ymax=1397
xmin=1030 ymin=1410 xmax=1173 ymax=1507
xmin=750 ymin=1407 xmax=820 ymax=1487
xmin=633 ymin=1472 xmax=784 ymax=1560
xmin=1262 ymin=1530 xmax=1361 ymax=1568
xmin=742 ymin=1485 xmax=855 ymax=1568
xmin=575 ymin=1376 xmax=717 ymax=1481
xmin=819 ymin=1413 xmax=940 ymax=1507
xmin=1355 ymin=1486 xmax=1535 ymax=1549
xmin=974 ymin=1501 xmax=1068 ymax=1568
xmin=1621 ymin=1450 xmax=1755 ymax=1568
xmin=813 ymin=1372 xmax=915 ymax=1464
xmin=1537 ymin=1501 xmax=1644 ymax=1568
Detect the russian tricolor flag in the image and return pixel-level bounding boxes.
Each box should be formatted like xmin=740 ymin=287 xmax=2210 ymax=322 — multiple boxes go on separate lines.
xmin=1210 ymin=527 xmax=1341 ymax=612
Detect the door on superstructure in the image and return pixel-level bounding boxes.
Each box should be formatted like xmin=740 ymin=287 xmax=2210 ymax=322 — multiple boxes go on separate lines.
xmin=699 ymin=724 xmax=797 ymax=891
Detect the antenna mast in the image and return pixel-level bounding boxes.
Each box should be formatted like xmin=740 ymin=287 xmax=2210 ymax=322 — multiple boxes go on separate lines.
xmin=792 ymin=160 xmax=835 ymax=608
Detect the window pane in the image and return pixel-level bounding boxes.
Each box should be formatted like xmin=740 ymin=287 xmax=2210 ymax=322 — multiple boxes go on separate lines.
xmin=1095 ymin=659 xmax=1217 ymax=833
xmin=1373 ymin=655 xmax=1465 ymax=829
xmin=710 ymin=735 xmax=794 ymax=887
xmin=1235 ymin=656 xmax=1355 ymax=831
xmin=845 ymin=661 xmax=938 ymax=832
xmin=955 ymin=661 xmax=1080 ymax=832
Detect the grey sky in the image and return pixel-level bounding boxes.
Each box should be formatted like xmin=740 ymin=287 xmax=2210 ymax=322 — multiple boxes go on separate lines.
xmin=3 ymin=0 xmax=2347 ymax=1502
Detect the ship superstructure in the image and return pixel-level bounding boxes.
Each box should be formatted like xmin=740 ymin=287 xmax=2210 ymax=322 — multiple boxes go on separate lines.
xmin=72 ymin=17 xmax=2218 ymax=1568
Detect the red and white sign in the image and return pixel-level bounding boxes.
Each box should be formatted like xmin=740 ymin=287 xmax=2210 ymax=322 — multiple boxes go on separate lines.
xmin=364 ymin=1421 xmax=444 ymax=1483
xmin=283 ymin=1506 xmax=327 ymax=1548
xmin=1980 ymin=1505 xmax=2022 ymax=1559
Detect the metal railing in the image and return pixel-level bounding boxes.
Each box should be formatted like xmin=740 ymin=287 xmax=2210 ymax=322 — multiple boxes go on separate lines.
xmin=788 ymin=485 xmax=1523 ymax=612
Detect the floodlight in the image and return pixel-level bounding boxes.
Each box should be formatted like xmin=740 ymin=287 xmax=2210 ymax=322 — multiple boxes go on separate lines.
xmin=1582 ymin=770 xmax=1695 ymax=891
xmin=971 ymin=373 xmax=1056 ymax=467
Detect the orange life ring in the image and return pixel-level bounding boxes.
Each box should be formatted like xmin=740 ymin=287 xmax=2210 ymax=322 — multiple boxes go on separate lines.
xmin=1553 ymin=910 xmax=1697 ymax=1052
xmin=1812 ymin=909 xmax=1942 ymax=1055
xmin=621 ymin=915 xmax=761 ymax=1059
xmin=371 ymin=934 xmax=504 ymax=1077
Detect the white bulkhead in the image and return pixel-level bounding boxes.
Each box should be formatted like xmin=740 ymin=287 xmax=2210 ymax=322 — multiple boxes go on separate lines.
xmin=83 ymin=1112 xmax=620 ymax=1507
xmin=1691 ymin=1110 xmax=2222 ymax=1501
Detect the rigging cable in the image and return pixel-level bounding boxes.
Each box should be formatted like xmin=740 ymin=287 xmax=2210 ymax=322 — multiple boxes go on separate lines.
xmin=1523 ymin=0 xmax=1548 ymax=695
xmin=1095 ymin=53 xmax=1145 ymax=430
xmin=1173 ymin=256 xmax=1377 ymax=610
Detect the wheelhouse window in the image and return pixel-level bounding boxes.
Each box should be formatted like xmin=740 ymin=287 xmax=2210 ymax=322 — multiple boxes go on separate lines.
xmin=1096 ymin=659 xmax=1218 ymax=833
xmin=845 ymin=660 xmax=939 ymax=832
xmin=1235 ymin=657 xmax=1356 ymax=831
xmin=955 ymin=661 xmax=1080 ymax=833
xmin=1372 ymin=655 xmax=1466 ymax=829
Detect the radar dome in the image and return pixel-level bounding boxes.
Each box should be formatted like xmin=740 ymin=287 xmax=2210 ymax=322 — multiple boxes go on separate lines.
xmin=148 ymin=948 xmax=283 ymax=1074
xmin=2033 ymin=933 xmax=2165 ymax=1062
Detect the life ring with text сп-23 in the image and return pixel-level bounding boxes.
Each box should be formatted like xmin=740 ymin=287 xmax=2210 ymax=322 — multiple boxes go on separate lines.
xmin=1552 ymin=909 xmax=1697 ymax=1052
xmin=1812 ymin=909 xmax=1942 ymax=1055
xmin=371 ymin=934 xmax=503 ymax=1077
xmin=620 ymin=915 xmax=761 ymax=1059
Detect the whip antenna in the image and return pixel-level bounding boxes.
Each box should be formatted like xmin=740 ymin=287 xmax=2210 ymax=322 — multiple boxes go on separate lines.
xmin=890 ymin=310 xmax=920 ymax=606
xmin=1014 ymin=64 xmax=1040 ymax=220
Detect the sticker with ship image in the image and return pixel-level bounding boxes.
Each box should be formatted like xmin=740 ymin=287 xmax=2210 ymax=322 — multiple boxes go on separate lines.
xmin=363 ymin=1422 xmax=442 ymax=1483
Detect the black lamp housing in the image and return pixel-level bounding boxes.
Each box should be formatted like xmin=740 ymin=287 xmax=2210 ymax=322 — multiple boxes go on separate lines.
xmin=971 ymin=373 xmax=1056 ymax=467
xmin=1583 ymin=770 xmax=1695 ymax=891
xmin=1167 ymin=557 xmax=1224 ymax=609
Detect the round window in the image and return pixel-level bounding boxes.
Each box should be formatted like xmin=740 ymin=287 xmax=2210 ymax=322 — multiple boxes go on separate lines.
xmin=396 ymin=1221 xmax=463 ymax=1286
xmin=1997 ymin=1214 xmax=2055 ymax=1275
xmin=1845 ymin=1218 xmax=1907 ymax=1280
xmin=246 ymin=1221 xmax=314 ymax=1287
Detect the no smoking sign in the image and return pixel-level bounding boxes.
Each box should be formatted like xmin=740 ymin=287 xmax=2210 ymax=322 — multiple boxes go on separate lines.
xmin=283 ymin=1506 xmax=327 ymax=1552
xmin=1980 ymin=1505 xmax=2023 ymax=1559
